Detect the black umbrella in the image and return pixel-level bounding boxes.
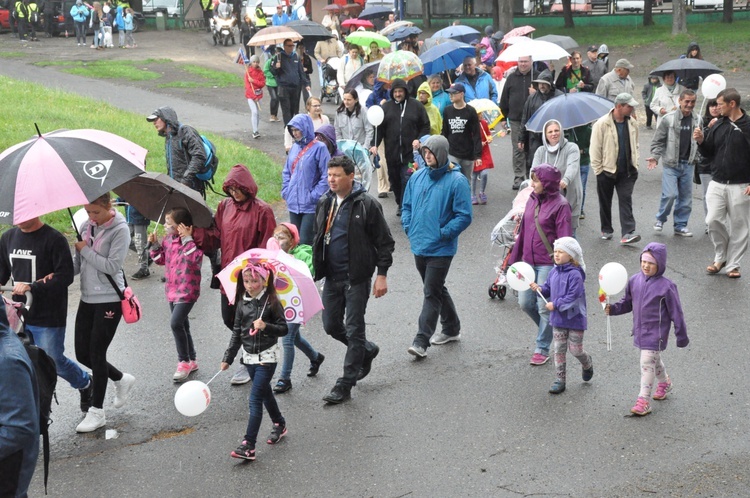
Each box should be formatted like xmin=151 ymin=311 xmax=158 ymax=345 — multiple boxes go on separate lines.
xmin=344 ymin=60 xmax=380 ymax=92
xmin=286 ymin=20 xmax=334 ymax=42
xmin=649 ymin=58 xmax=722 ymax=81
xmin=358 ymin=6 xmax=392 ymax=20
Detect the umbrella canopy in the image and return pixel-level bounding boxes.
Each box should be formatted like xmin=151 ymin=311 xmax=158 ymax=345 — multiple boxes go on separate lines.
xmin=421 ymin=36 xmax=453 ymax=52
xmin=378 ymin=19 xmax=413 ymax=36
xmin=344 ymin=60 xmax=380 ymax=91
xmin=376 ymin=49 xmax=424 ymax=83
xmin=649 ymin=58 xmax=722 ymax=81
xmin=468 ymin=98 xmax=504 ymax=129
xmin=502 ymin=25 xmax=535 ymax=43
xmin=322 ymin=3 xmax=341 ymax=11
xmin=345 ymin=31 xmax=390 ymax=49
xmin=525 ymin=92 xmax=615 ymax=132
xmin=419 ymin=41 xmax=475 ymax=75
xmin=0 ymin=128 xmax=147 ymax=225
xmin=216 ymin=246 xmax=323 ymax=324
xmin=536 ymin=34 xmax=579 ymax=50
xmin=432 ymin=25 xmax=481 ymax=44
xmin=385 ymin=25 xmax=422 ymax=42
xmin=248 ymin=26 xmax=302 ymax=47
xmin=358 ymin=6 xmax=392 ymax=20
xmin=337 ymin=139 xmax=372 ymax=191
xmin=497 ymin=39 xmax=570 ymax=63
xmin=286 ymin=20 xmax=334 ymax=42
xmin=112 ymin=172 xmax=214 ymax=228
xmin=341 ymin=18 xmax=373 ymax=29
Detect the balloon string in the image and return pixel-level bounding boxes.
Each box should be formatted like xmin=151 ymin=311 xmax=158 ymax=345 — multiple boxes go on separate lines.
xmin=535 ymin=288 xmax=548 ymax=304
xmin=606 ymin=297 xmax=612 ymax=351
xmin=206 ymin=370 xmax=223 ymax=386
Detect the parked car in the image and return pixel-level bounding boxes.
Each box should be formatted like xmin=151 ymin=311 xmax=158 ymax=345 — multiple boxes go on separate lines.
xmin=551 ymin=0 xmax=593 ymax=13
xmin=142 ymin=0 xmax=181 ymax=17
xmin=692 ymin=0 xmax=721 ymax=9
xmin=616 ymin=0 xmax=644 ymax=11
xmin=0 ymin=7 xmax=10 ymax=30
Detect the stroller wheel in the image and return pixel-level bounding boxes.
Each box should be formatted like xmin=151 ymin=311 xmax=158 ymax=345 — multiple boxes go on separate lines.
xmin=488 ymin=284 xmax=498 ymax=299
xmin=498 ymin=285 xmax=507 ymax=300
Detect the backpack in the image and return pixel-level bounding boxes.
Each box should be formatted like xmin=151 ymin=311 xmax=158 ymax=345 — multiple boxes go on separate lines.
xmin=18 ymin=330 xmax=57 ymax=495
xmin=177 ymin=125 xmax=219 ymax=183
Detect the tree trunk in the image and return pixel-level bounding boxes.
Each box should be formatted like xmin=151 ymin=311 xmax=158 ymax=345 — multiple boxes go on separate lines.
xmin=421 ymin=0 xmax=431 ymax=28
xmin=723 ymin=0 xmax=733 ymax=22
xmin=562 ymin=0 xmax=575 ymax=27
xmin=497 ymin=0 xmax=514 ymax=33
xmin=643 ymin=0 xmax=654 ymax=25
xmin=492 ymin=0 xmax=500 ymax=31
xmin=672 ymin=0 xmax=687 ymax=34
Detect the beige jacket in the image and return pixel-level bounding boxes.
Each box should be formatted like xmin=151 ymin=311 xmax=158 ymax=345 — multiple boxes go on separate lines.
xmin=590 ymin=109 xmax=640 ymax=176
xmin=314 ymin=38 xmax=343 ymax=63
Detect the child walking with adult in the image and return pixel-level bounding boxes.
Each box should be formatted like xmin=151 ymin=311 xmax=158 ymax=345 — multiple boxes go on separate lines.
xmin=271 ymin=223 xmax=325 ymax=393
xmin=606 ymin=242 xmax=689 ymax=416
xmin=244 ymin=54 xmax=266 ymax=139
xmin=530 ymin=237 xmax=592 ymax=394
xmin=148 ymin=208 xmax=203 ymax=383
xmin=471 ymin=116 xmax=495 ymax=205
xmin=123 ymin=7 xmax=135 ymax=48
xmin=221 ymin=262 xmax=288 ymax=461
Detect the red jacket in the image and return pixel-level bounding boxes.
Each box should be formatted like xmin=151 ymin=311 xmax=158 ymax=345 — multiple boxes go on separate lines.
xmin=244 ymin=65 xmax=266 ymax=101
xmin=474 ymin=119 xmax=495 ymax=173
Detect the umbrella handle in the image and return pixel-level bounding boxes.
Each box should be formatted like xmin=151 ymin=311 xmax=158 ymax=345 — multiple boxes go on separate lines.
xmin=68 ymin=208 xmax=83 ymax=242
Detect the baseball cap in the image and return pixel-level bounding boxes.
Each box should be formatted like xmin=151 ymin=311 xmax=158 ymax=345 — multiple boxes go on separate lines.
xmin=446 ymin=83 xmax=466 ymax=94
xmin=587 ymin=44 xmax=598 ymax=53
xmin=614 ymin=93 xmax=639 ymax=107
xmin=614 ymin=58 xmax=634 ymax=69
xmin=146 ymin=110 xmax=161 ymax=122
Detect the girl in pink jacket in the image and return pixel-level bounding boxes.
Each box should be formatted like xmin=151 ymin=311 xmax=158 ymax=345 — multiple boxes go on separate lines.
xmin=149 ymin=208 xmax=204 ymax=383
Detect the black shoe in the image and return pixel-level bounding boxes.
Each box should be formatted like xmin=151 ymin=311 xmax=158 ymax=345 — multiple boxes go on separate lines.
xmin=512 ymin=177 xmax=523 ymax=190
xmin=230 ymin=440 xmax=256 ymax=461
xmin=583 ymin=358 xmax=594 ymax=382
xmin=266 ymin=423 xmax=287 ymax=444
xmin=378 ymin=192 xmax=388 ymax=198
xmin=322 ymin=385 xmax=351 ymax=404
xmin=307 ymin=353 xmax=325 ymax=377
xmin=273 ymin=379 xmax=292 ymax=393
xmin=357 ymin=345 xmax=379 ymax=381
xmin=79 ymin=378 xmax=94 ymax=413
xmin=396 ymin=207 xmax=402 ymax=217
xmin=549 ymin=381 xmax=566 ymax=394
xmin=131 ymin=268 xmax=150 ymax=280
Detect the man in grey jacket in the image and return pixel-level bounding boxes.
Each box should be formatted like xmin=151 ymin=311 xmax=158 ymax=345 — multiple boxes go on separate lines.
xmin=647 ymin=89 xmax=700 ymax=237
xmin=596 ymin=59 xmax=636 ymax=103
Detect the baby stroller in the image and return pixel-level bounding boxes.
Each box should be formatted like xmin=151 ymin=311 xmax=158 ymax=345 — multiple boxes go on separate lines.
xmin=337 ymin=139 xmax=373 ymax=191
xmin=321 ymin=57 xmax=340 ymax=105
xmin=488 ymin=181 xmax=532 ymax=299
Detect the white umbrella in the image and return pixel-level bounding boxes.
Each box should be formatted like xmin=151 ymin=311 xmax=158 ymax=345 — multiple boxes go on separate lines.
xmin=379 ymin=20 xmax=413 ymax=36
xmin=496 ymin=39 xmax=570 ymax=63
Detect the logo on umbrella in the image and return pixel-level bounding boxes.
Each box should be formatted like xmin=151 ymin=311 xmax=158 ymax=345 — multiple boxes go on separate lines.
xmin=80 ymin=159 xmax=113 ymax=185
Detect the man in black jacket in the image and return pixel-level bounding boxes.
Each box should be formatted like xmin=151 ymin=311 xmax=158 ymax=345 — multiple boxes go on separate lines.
xmin=370 ymin=78 xmax=430 ymax=215
xmin=694 ymin=88 xmax=750 ymax=278
xmin=312 ymin=156 xmax=395 ymax=404
xmin=500 ymin=55 xmax=533 ymax=189
xmin=271 ymin=38 xmax=311 ymax=127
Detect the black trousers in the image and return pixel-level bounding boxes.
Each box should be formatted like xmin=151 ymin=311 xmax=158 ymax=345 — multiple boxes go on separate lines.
xmin=278 ymin=85 xmax=301 ymax=126
xmin=596 ymin=170 xmax=638 ymax=237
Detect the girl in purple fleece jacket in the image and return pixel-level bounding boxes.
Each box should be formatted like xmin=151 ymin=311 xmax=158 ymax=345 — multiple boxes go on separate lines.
xmin=606 ymin=242 xmax=689 ymax=416
xmin=531 ymin=237 xmax=592 ymax=395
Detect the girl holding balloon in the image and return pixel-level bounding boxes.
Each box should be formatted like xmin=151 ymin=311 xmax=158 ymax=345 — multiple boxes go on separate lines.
xmin=605 ymin=243 xmax=689 ymax=416
xmin=221 ymin=262 xmax=289 ymax=461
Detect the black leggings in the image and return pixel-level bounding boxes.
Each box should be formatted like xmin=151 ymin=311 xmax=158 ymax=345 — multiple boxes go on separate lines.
xmin=75 ymin=301 xmax=124 ymax=409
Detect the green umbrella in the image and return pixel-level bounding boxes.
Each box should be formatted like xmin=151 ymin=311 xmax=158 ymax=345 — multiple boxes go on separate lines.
xmin=345 ymin=31 xmax=390 ymax=49
xmin=376 ymin=50 xmax=423 ymax=83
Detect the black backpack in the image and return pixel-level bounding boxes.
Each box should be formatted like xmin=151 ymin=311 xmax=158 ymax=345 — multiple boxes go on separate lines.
xmin=18 ymin=330 xmax=57 ymax=495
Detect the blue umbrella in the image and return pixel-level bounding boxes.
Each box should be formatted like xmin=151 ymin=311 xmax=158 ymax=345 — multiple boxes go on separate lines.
xmin=386 ymin=26 xmax=422 ymax=42
xmin=432 ymin=25 xmax=481 ymax=44
xmin=419 ymin=41 xmax=475 ymax=75
xmin=525 ymin=92 xmax=614 ymax=132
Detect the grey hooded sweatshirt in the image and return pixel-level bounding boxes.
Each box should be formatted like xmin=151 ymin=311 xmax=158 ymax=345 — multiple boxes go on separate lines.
xmin=74 ymin=211 xmax=130 ymax=303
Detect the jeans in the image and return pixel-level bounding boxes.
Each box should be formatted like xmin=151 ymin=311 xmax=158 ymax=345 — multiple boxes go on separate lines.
xmin=471 ymin=169 xmax=489 ymax=197
xmin=655 ymin=160 xmax=693 ymax=230
xmin=413 ymin=255 xmax=460 ymax=349
xmin=278 ymin=85 xmax=301 ymax=126
xmin=278 ymin=323 xmax=319 ymax=381
xmin=580 ymin=163 xmax=590 ymax=213
xmin=169 ymin=302 xmax=196 ymax=363
xmin=243 ymin=363 xmax=284 ymax=447
xmin=288 ymin=212 xmax=316 ymax=246
xmin=27 ymin=325 xmax=90 ymax=390
xmin=596 ymin=170 xmax=637 ymax=236
xmin=517 ymin=265 xmax=552 ymax=356
xmin=131 ymin=223 xmax=149 ymax=271
xmin=322 ymin=278 xmax=377 ymax=388
xmin=74 ymin=20 xmax=86 ymax=44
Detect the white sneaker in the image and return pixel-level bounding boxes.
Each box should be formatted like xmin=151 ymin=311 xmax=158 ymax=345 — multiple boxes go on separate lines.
xmin=113 ymin=373 xmax=135 ymax=408
xmin=76 ymin=407 xmax=106 ymax=433
xmin=231 ymin=365 xmax=251 ymax=385
xmin=430 ymin=332 xmax=461 ymax=345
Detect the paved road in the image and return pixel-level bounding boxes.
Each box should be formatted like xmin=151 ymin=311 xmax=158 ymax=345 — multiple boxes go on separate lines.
xmin=3 ymin=29 xmax=750 ymax=497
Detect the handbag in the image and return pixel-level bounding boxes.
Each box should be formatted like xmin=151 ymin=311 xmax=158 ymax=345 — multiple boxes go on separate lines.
xmin=105 ymin=271 xmax=142 ymax=324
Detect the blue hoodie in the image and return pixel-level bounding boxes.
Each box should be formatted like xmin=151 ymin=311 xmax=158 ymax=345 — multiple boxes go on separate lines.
xmin=282 ymin=114 xmax=331 ymax=214
xmin=402 ymin=135 xmax=472 ymax=257
xmin=609 ymin=242 xmax=689 ymax=351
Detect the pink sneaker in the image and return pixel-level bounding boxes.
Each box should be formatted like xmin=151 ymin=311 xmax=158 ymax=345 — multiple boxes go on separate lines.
xmin=188 ymin=360 xmax=199 ymax=373
xmin=172 ymin=362 xmax=191 ymax=383
xmin=653 ymin=379 xmax=672 ymax=400
xmin=630 ymin=396 xmax=652 ymax=416
xmin=529 ymin=353 xmax=549 ymax=365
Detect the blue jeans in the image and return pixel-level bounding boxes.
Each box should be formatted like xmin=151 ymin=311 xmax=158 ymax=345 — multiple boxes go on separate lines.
xmin=580 ymin=163 xmax=590 ymax=212
xmin=413 ymin=255 xmax=460 ymax=349
xmin=517 ymin=265 xmax=553 ymax=356
xmin=278 ymin=323 xmax=320 ymax=381
xmin=655 ymin=160 xmax=693 ymax=230
xmin=27 ymin=325 xmax=90 ymax=390
xmin=243 ymin=363 xmax=284 ymax=447
xmin=288 ymin=211 xmax=316 ymax=246
xmin=169 ymin=302 xmax=196 ymax=362
xmin=322 ymin=278 xmax=377 ymax=388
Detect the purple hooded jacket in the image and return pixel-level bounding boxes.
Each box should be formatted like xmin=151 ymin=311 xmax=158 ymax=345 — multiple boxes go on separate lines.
xmin=538 ymin=262 xmax=587 ymax=330
xmin=609 ymin=242 xmax=689 ymax=351
xmin=509 ymin=164 xmax=572 ymax=267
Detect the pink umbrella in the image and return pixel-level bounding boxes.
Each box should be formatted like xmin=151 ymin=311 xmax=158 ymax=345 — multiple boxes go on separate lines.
xmin=501 ymin=25 xmax=535 ymax=43
xmin=216 ymin=244 xmax=323 ymax=324
xmin=341 ymin=18 xmax=373 ymax=29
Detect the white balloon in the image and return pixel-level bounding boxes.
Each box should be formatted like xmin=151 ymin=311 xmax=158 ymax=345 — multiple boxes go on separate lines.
xmin=367 ymin=105 xmax=384 ymax=126
xmin=174 ymin=380 xmax=212 ymax=417
xmin=598 ymin=262 xmax=628 ymax=295
xmin=506 ymin=262 xmax=536 ymax=292
xmin=701 ymin=74 xmax=726 ymax=99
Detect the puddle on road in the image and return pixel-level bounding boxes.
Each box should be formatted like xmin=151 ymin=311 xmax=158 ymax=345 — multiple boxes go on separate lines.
xmin=150 ymin=427 xmax=196 ymax=441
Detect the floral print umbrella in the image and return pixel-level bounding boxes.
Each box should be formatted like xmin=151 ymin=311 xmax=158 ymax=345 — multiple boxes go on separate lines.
xmin=376 ymin=50 xmax=423 ymax=84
